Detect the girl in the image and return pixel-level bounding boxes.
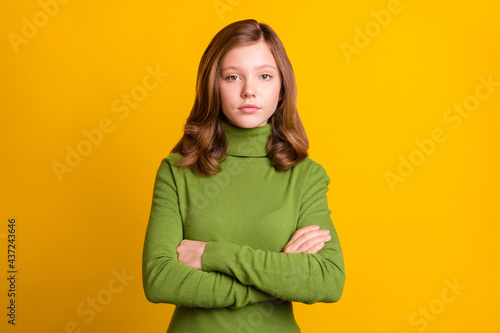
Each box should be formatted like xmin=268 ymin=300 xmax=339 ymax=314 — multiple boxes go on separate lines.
xmin=142 ymin=19 xmax=345 ymax=332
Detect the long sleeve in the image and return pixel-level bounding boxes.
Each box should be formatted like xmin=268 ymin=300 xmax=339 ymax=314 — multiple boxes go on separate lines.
xmin=201 ymin=162 xmax=345 ymax=304
xmin=142 ymin=158 xmax=276 ymax=309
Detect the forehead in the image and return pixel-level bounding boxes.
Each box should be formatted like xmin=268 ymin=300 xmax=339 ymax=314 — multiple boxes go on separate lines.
xmin=221 ymin=40 xmax=277 ymax=70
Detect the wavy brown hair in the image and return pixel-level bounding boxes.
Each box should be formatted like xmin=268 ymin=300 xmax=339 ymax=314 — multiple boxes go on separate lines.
xmin=171 ymin=19 xmax=308 ymax=176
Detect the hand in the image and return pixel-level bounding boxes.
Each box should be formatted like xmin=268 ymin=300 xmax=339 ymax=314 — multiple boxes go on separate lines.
xmin=176 ymin=239 xmax=207 ymax=270
xmin=282 ymin=225 xmax=331 ymax=254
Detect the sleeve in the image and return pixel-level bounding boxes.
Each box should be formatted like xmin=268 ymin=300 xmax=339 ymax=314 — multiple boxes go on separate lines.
xmin=142 ymin=158 xmax=276 ymax=309
xmin=201 ymin=161 xmax=345 ymax=304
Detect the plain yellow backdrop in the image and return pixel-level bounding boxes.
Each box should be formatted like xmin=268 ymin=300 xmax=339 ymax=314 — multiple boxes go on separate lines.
xmin=1 ymin=0 xmax=499 ymax=332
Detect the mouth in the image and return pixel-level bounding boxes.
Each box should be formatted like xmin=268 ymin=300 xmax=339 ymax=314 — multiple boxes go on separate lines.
xmin=239 ymin=104 xmax=259 ymax=114
xmin=239 ymin=106 xmax=259 ymax=114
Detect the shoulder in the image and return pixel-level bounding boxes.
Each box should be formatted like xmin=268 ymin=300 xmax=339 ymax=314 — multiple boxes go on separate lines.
xmin=154 ymin=153 xmax=186 ymax=177
xmin=294 ymin=157 xmax=329 ymax=176
xmin=162 ymin=153 xmax=184 ymax=166
xmin=151 ymin=153 xmax=190 ymax=192
xmin=294 ymin=157 xmax=331 ymax=188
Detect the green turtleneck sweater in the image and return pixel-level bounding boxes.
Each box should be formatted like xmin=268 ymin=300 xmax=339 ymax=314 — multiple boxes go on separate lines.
xmin=142 ymin=121 xmax=345 ymax=332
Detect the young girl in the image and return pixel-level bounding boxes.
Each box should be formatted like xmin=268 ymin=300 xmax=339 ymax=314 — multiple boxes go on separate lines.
xmin=142 ymin=19 xmax=345 ymax=332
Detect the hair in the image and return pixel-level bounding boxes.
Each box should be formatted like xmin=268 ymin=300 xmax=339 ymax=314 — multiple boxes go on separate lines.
xmin=170 ymin=19 xmax=308 ymax=176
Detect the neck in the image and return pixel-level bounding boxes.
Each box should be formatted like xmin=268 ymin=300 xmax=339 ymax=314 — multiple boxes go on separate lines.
xmin=222 ymin=120 xmax=271 ymax=157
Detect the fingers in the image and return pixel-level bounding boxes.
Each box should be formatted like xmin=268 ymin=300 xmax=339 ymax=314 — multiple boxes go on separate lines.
xmin=303 ymin=239 xmax=326 ymax=254
xmin=301 ymin=233 xmax=330 ymax=253
xmin=286 ymin=225 xmax=320 ymax=244
xmin=176 ymin=239 xmax=206 ymax=270
xmin=293 ymin=232 xmax=331 ymax=254
xmin=283 ymin=226 xmax=332 ymax=254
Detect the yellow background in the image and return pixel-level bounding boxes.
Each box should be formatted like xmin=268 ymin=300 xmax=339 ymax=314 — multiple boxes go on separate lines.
xmin=1 ymin=0 xmax=499 ymax=332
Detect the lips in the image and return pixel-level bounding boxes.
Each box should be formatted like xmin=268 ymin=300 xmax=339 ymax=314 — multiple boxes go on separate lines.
xmin=239 ymin=104 xmax=259 ymax=114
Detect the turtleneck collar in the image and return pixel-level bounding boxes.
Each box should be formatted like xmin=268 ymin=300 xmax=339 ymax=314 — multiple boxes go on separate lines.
xmin=222 ymin=120 xmax=271 ymax=157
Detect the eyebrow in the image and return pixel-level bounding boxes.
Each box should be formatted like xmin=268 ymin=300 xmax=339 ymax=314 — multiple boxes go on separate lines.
xmin=221 ymin=64 xmax=277 ymax=72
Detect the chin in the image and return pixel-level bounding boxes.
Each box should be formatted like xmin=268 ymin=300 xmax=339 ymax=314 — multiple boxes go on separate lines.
xmin=231 ymin=118 xmax=267 ymax=128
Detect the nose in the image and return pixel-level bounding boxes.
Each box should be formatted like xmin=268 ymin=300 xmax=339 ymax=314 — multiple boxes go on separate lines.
xmin=241 ymin=79 xmax=256 ymax=98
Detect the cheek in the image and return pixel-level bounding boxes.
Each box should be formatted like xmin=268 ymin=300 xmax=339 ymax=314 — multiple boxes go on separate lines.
xmin=219 ymin=86 xmax=234 ymax=105
xmin=269 ymin=83 xmax=282 ymax=103
xmin=219 ymin=88 xmax=228 ymax=106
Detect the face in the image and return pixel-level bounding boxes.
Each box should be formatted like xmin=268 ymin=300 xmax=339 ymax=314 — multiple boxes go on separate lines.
xmin=219 ymin=40 xmax=282 ymax=128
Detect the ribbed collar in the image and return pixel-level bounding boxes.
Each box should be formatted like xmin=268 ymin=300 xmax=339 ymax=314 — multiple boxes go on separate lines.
xmin=222 ymin=120 xmax=271 ymax=157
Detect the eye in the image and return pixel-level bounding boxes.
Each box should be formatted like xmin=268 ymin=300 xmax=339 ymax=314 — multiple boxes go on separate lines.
xmin=226 ymin=75 xmax=239 ymax=82
xmin=260 ymin=74 xmax=272 ymax=80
